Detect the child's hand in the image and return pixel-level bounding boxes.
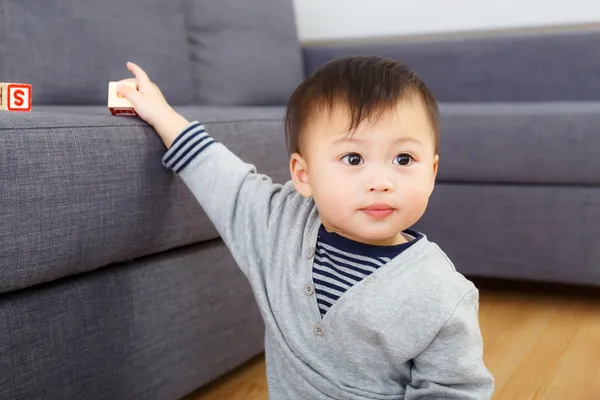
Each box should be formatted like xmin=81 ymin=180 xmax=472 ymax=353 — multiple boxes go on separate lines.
xmin=117 ymin=62 xmax=189 ymax=148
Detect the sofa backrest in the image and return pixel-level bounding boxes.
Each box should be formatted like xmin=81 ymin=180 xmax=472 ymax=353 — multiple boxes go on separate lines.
xmin=0 ymin=0 xmax=196 ymax=105
xmin=303 ymin=28 xmax=600 ymax=102
xmin=184 ymin=0 xmax=305 ymax=105
xmin=0 ymin=0 xmax=304 ymax=106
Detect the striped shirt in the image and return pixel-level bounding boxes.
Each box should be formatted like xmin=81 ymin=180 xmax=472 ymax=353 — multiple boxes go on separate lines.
xmin=313 ymin=224 xmax=422 ymax=316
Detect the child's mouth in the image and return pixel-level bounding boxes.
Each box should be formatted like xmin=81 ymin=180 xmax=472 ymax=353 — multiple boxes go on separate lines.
xmin=361 ymin=204 xmax=395 ymax=219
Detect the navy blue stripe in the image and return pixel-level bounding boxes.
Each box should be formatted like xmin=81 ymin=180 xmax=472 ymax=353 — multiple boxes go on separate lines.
xmin=317 ymin=297 xmax=333 ymax=309
xmin=165 ymin=128 xmax=208 ymax=165
xmin=316 ymin=249 xmax=375 ymax=275
xmin=170 ymin=121 xmax=202 ymax=149
xmin=315 ymin=289 xmax=340 ymax=301
xmin=163 ymin=126 xmax=207 ymax=169
xmin=318 ymin=224 xmax=419 ymax=259
xmin=313 ymin=266 xmax=354 ymax=288
xmin=166 ymin=128 xmax=206 ymax=162
xmin=314 ymin=258 xmax=363 ymax=282
xmin=170 ymin=134 xmax=212 ymax=169
xmin=313 ymin=278 xmax=346 ymax=294
xmin=174 ymin=140 xmax=216 ymax=173
xmin=317 ymin=246 xmax=383 ymax=271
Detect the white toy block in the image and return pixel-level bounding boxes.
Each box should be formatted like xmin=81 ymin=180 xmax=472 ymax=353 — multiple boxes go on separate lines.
xmin=0 ymin=82 xmax=32 ymax=112
xmin=108 ymin=81 xmax=137 ymax=116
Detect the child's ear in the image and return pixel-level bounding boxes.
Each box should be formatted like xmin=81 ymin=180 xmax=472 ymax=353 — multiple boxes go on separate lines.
xmin=430 ymin=154 xmax=439 ymax=193
xmin=290 ymin=153 xmax=312 ymax=198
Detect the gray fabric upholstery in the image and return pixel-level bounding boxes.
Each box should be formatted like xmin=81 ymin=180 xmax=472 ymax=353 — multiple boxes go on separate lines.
xmin=184 ymin=0 xmax=304 ymax=105
xmin=302 ymin=29 xmax=600 ymax=102
xmin=0 ymin=0 xmax=195 ymax=105
xmin=437 ymin=102 xmax=600 ymax=185
xmin=414 ymin=184 xmax=600 ymax=286
xmin=0 ymin=239 xmax=264 ymax=400
xmin=0 ymin=105 xmax=289 ymax=294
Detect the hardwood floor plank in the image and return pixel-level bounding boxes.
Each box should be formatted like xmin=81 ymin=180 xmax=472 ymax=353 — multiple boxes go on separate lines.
xmin=492 ymin=302 xmax=585 ymax=399
xmin=539 ymin=304 xmax=600 ymax=400
xmin=481 ymin=299 xmax=556 ymax=389
xmin=183 ymin=356 xmax=267 ymax=400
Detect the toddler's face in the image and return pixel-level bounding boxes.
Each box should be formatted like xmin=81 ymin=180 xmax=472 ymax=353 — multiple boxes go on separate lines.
xmin=290 ymin=97 xmax=438 ymax=246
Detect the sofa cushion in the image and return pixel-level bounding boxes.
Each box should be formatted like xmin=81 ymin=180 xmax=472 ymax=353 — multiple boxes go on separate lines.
xmin=184 ymin=0 xmax=304 ymax=105
xmin=0 ymin=240 xmax=264 ymax=400
xmin=437 ymin=102 xmax=600 ymax=185
xmin=0 ymin=105 xmax=289 ymax=294
xmin=414 ymin=184 xmax=600 ymax=285
xmin=0 ymin=0 xmax=195 ymax=105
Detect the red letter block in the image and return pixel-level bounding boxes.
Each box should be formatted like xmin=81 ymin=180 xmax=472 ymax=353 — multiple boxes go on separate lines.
xmin=0 ymin=83 xmax=32 ymax=112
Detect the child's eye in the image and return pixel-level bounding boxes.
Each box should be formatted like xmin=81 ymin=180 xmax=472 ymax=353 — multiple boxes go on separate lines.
xmin=341 ymin=153 xmax=363 ymax=166
xmin=394 ymin=154 xmax=414 ymax=166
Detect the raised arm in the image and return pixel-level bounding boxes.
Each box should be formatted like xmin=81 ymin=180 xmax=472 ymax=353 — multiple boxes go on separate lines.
xmin=160 ymin=121 xmax=294 ymax=274
xmin=118 ymin=62 xmax=294 ymax=274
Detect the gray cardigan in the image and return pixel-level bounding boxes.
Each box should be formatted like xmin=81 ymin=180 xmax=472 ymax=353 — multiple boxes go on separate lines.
xmin=162 ymin=121 xmax=494 ymax=399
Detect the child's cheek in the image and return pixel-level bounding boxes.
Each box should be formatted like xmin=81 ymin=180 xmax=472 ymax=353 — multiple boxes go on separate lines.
xmin=407 ymin=186 xmax=431 ymax=215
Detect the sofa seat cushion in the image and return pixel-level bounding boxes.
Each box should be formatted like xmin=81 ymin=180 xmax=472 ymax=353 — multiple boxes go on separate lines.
xmin=437 ymin=102 xmax=600 ymax=185
xmin=0 ymin=0 xmax=195 ymax=105
xmin=0 ymin=105 xmax=290 ymax=294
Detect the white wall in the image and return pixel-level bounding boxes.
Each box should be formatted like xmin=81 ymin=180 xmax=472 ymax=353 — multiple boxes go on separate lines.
xmin=292 ymin=0 xmax=600 ymax=42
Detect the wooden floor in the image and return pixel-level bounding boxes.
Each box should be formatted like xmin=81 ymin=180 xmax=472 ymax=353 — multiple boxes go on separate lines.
xmin=184 ymin=278 xmax=600 ymax=400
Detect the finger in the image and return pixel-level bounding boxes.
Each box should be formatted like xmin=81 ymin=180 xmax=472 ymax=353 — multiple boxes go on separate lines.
xmin=117 ymin=77 xmax=138 ymax=86
xmin=115 ymin=78 xmax=138 ymax=94
xmin=117 ymin=83 xmax=144 ymax=107
xmin=126 ymin=62 xmax=152 ymax=92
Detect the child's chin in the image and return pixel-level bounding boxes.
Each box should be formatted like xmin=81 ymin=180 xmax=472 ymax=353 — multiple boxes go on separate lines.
xmin=351 ymin=227 xmax=405 ymax=244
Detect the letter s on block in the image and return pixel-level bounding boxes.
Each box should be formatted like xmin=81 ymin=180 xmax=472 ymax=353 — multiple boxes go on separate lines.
xmin=13 ymin=90 xmax=24 ymax=106
xmin=7 ymin=84 xmax=32 ymax=111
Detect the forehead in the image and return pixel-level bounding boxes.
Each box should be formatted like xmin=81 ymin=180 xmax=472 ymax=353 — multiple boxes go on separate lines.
xmin=304 ymin=97 xmax=435 ymax=147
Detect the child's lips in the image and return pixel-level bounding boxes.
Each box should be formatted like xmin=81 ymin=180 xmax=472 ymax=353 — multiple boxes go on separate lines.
xmin=360 ymin=204 xmax=395 ymax=219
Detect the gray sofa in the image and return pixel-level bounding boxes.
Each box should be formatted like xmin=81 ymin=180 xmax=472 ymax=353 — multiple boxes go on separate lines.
xmin=1 ymin=0 xmax=599 ymax=399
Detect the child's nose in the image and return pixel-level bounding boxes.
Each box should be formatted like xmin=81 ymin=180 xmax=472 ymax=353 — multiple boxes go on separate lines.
xmin=369 ymin=174 xmax=394 ymax=192
xmin=369 ymin=183 xmax=392 ymax=192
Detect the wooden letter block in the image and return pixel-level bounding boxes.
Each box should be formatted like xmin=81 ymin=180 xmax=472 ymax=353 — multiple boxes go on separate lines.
xmin=108 ymin=81 xmax=137 ymax=116
xmin=0 ymin=82 xmax=32 ymax=112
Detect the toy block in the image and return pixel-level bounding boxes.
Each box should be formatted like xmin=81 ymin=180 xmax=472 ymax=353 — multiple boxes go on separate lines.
xmin=0 ymin=82 xmax=32 ymax=112
xmin=108 ymin=81 xmax=137 ymax=116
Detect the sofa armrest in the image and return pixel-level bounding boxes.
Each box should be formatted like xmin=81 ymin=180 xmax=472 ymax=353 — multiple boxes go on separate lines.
xmin=302 ymin=28 xmax=600 ymax=102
